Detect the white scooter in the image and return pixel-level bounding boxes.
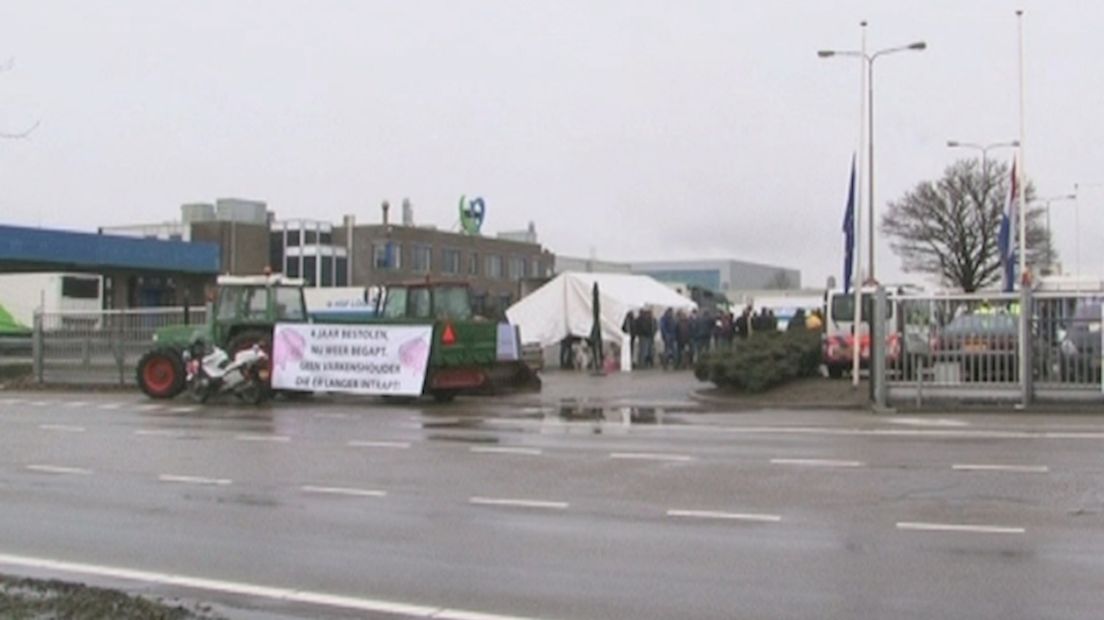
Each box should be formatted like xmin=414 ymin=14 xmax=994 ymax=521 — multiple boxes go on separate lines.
xmin=183 ymin=341 xmax=270 ymax=405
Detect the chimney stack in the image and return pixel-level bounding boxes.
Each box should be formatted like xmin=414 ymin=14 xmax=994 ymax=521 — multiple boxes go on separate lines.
xmin=381 ymin=200 xmax=390 ymax=226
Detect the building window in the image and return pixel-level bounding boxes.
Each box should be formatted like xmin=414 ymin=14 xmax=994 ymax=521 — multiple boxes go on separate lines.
xmin=286 ymin=257 xmax=300 ymax=278
xmin=468 ymin=252 xmax=480 ymax=276
xmin=321 ymin=256 xmax=334 ymax=287
xmin=412 ymin=245 xmax=432 ymax=273
xmin=303 ymin=256 xmax=317 ymax=287
xmin=335 ymin=257 xmax=348 ymax=286
xmin=286 ymin=230 xmax=301 ymax=247
xmin=442 ymin=249 xmax=461 ymax=275
xmin=304 ymin=229 xmax=318 ymax=245
xmin=168 ymin=233 xmax=183 ymax=242
xmin=485 ymin=255 xmax=503 ymax=279
xmin=374 ymin=242 xmax=401 ymax=270
xmin=269 ymin=232 xmax=285 ymax=274
xmin=528 ymin=259 xmax=541 ymax=278
xmin=320 ymin=230 xmax=333 ymax=245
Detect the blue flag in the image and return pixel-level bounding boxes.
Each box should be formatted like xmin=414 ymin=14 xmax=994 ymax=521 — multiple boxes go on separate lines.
xmin=842 ymin=154 xmax=857 ymax=294
xmin=997 ymin=157 xmax=1017 ymax=292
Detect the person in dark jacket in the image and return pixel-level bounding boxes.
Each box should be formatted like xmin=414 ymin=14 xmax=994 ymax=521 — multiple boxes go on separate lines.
xmin=659 ymin=308 xmax=677 ymax=369
xmin=622 ymin=310 xmax=637 ymax=366
xmin=635 ymin=309 xmax=656 ymax=368
xmin=675 ymin=310 xmax=691 ymax=369
xmin=787 ymin=308 xmax=807 ymax=332
xmin=692 ymin=310 xmax=712 ymax=361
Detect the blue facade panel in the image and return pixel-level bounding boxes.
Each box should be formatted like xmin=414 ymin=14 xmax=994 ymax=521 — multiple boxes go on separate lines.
xmin=0 ymin=225 xmax=220 ymax=274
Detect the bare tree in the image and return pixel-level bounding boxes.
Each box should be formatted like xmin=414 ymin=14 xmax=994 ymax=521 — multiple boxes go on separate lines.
xmin=881 ymin=159 xmax=1050 ymax=292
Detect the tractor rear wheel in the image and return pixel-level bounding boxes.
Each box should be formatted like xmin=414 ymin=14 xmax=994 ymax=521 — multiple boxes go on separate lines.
xmin=136 ymin=348 xmax=185 ymax=399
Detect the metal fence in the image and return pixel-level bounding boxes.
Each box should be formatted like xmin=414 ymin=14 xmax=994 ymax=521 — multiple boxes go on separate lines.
xmin=880 ymin=289 xmax=1103 ymax=406
xmin=33 ymin=307 xmax=206 ymax=385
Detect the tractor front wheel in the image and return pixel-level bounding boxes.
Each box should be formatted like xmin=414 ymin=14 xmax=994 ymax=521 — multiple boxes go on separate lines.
xmin=136 ymin=348 xmax=186 ymax=399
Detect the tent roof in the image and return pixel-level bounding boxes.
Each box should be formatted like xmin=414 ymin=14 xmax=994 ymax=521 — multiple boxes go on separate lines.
xmin=505 ymin=271 xmax=697 ymax=346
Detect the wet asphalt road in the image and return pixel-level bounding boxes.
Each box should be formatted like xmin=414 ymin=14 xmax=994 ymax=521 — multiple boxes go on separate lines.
xmin=1 ymin=375 xmax=1103 ymax=619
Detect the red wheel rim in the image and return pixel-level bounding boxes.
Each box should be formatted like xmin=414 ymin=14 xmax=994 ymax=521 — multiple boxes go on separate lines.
xmin=143 ymin=356 xmax=176 ymax=395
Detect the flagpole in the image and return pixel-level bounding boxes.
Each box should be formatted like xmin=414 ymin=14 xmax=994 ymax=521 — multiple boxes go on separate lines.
xmin=852 ymin=20 xmax=867 ymax=387
xmin=1016 ymin=9 xmax=1027 ymax=286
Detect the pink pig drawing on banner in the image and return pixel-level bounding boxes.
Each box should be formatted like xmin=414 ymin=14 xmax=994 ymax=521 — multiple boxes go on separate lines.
xmin=273 ymin=328 xmax=306 ymax=372
xmin=398 ymin=336 xmax=430 ymax=376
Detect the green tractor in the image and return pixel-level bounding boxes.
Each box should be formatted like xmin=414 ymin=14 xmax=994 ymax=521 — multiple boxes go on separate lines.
xmin=136 ymin=275 xmax=308 ymax=399
xmin=136 ymin=275 xmax=539 ymax=401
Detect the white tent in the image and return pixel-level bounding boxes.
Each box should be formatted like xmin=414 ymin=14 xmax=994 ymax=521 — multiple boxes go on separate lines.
xmin=505 ymin=272 xmax=698 ymax=368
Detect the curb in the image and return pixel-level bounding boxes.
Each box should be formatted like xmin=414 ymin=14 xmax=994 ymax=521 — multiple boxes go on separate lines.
xmin=688 ymin=389 xmax=872 ymax=411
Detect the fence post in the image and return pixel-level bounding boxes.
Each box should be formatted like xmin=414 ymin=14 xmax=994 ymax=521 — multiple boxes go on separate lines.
xmin=873 ymin=286 xmax=889 ymax=411
xmin=32 ymin=311 xmax=44 ymax=384
xmin=1019 ymin=286 xmax=1033 ymax=407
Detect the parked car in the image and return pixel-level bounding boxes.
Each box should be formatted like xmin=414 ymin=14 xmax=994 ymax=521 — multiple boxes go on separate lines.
xmin=1059 ymin=299 xmax=1102 ymax=383
xmin=932 ymin=313 xmax=1019 ymax=382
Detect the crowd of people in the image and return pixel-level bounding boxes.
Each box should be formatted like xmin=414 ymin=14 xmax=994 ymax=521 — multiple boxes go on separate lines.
xmin=621 ymin=305 xmax=824 ymax=370
xmin=556 ymin=305 xmax=824 ymax=372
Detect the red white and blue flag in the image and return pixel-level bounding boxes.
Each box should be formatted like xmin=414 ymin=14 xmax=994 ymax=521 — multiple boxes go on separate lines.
xmin=997 ymin=157 xmax=1018 ymax=292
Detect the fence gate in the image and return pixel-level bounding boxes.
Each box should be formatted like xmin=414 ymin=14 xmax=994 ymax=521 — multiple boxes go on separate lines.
xmin=872 ymin=287 xmax=1103 ymax=407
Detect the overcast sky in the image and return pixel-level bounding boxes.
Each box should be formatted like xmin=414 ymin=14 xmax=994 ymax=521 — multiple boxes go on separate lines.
xmin=0 ymin=1 xmax=1100 ymax=289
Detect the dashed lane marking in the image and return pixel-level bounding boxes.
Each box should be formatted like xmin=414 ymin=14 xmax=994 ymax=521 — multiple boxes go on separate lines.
xmin=301 ymin=485 xmax=386 ymax=498
xmin=348 ymin=440 xmax=412 ymax=449
xmin=38 ymin=424 xmax=86 ymax=433
xmin=952 ymin=464 xmax=1049 ymax=473
xmin=96 ymin=403 xmax=124 ymax=410
xmin=609 ymin=452 xmax=693 ymax=462
xmin=469 ymin=446 xmax=542 ymax=456
xmin=26 ymin=464 xmax=92 ymax=476
xmin=63 ymin=401 xmax=88 ymax=408
xmin=158 ymin=474 xmax=232 ymax=486
xmin=134 ymin=429 xmax=183 ymax=438
xmin=469 ymin=497 xmax=568 ymax=510
xmin=667 ymin=509 xmax=782 ymax=523
xmin=136 ymin=404 xmax=164 ymax=412
xmin=770 ymin=458 xmax=865 ymax=468
xmin=234 ymin=434 xmax=291 ymax=443
xmin=168 ymin=406 xmax=199 ymax=413
xmin=29 ymin=401 xmax=51 ymax=407
xmin=0 ymin=552 xmax=545 ymax=619
xmin=896 ymin=521 xmax=1025 ymax=534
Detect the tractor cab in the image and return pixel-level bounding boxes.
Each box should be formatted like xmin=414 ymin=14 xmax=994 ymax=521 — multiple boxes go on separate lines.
xmin=210 ymin=275 xmax=309 ymax=345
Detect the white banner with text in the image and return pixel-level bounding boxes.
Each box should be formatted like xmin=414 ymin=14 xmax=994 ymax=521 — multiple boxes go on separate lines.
xmin=271 ymin=323 xmax=433 ymax=396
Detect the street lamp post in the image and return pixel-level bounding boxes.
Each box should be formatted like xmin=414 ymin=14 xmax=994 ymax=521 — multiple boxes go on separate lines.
xmin=945 ymin=140 xmax=1020 ymax=198
xmin=819 ymin=38 xmax=926 ymax=283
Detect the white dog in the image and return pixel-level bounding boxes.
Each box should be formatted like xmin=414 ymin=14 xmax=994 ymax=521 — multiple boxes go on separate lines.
xmin=571 ymin=340 xmax=592 ymax=371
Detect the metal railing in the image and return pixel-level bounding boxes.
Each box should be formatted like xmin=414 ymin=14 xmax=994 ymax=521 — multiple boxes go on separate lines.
xmin=33 ymin=307 xmax=206 ymax=385
xmin=879 ymin=289 xmax=1102 ymax=406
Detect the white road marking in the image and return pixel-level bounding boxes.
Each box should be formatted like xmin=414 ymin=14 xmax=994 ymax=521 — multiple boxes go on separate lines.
xmin=313 ymin=412 xmax=351 ymax=419
xmin=136 ymin=404 xmax=164 ymax=412
xmin=770 ymin=458 xmax=864 ymax=468
xmin=38 ymin=424 xmax=86 ymax=433
xmin=610 ymin=452 xmax=693 ymax=462
xmin=667 ymin=509 xmax=781 ymax=523
xmin=469 ymin=497 xmax=568 ymax=510
xmin=134 ymin=429 xmax=182 ymax=438
xmin=0 ymin=552 xmax=541 ymax=619
xmin=301 ymin=485 xmax=386 ymax=498
xmin=26 ymin=464 xmax=92 ymax=476
xmin=886 ymin=417 xmax=969 ymax=427
xmin=97 ymin=403 xmax=123 ymax=410
xmin=469 ymin=446 xmax=542 ymax=456
xmin=348 ymin=440 xmax=411 ymax=449
xmin=158 ymin=474 xmax=232 ymax=486
xmin=29 ymin=401 xmax=52 ymax=407
xmin=0 ymin=398 xmax=22 ymax=405
xmin=63 ymin=401 xmax=88 ymax=408
xmin=169 ymin=406 xmax=199 ymax=413
xmin=602 ymin=421 xmax=1104 ymax=441
xmin=896 ymin=521 xmax=1025 ymax=534
xmin=952 ymin=464 xmax=1049 ymax=473
xmin=234 ymin=434 xmax=291 ymax=443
